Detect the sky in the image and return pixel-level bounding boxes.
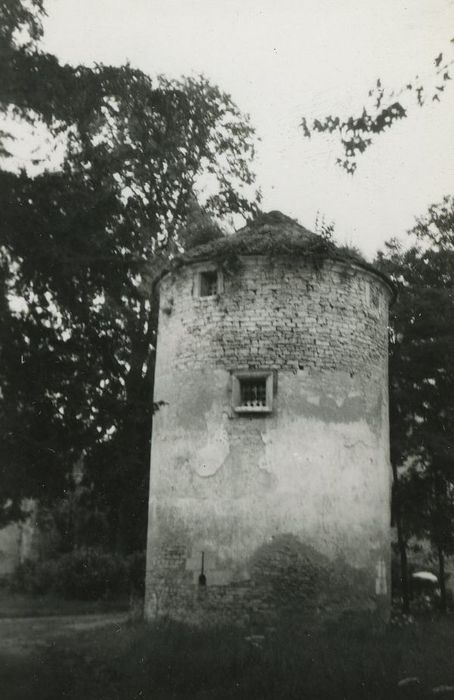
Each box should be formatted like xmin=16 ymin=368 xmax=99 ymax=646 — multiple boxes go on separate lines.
xmin=36 ymin=0 xmax=454 ymax=259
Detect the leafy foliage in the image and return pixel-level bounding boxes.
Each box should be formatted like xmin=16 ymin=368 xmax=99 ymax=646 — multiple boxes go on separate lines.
xmin=0 ymin=0 xmax=260 ymax=549
xmin=166 ymin=210 xmax=372 ymax=279
xmin=13 ymin=547 xmax=130 ymax=599
xmin=376 ymin=196 xmax=454 ymax=468
xmin=301 ymin=44 xmax=454 ymax=173
xmin=376 ymin=195 xmax=454 ymax=609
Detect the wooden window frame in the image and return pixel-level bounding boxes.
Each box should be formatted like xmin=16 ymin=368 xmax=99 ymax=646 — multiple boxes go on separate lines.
xmin=194 ymin=268 xmax=224 ymax=298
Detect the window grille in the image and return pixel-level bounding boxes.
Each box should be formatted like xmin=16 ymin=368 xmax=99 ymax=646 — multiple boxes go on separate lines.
xmin=239 ymin=378 xmax=267 ymax=407
xmin=231 ymin=370 xmax=274 ymax=414
xmin=199 ymin=270 xmax=218 ymax=297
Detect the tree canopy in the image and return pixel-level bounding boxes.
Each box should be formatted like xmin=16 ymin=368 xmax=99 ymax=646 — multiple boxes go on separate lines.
xmin=0 ymin=0 xmax=260 ymax=549
xmin=376 ymin=195 xmax=454 ymax=609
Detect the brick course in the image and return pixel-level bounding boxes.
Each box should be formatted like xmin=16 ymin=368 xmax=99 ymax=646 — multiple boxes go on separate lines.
xmin=159 ymin=256 xmax=389 ymax=377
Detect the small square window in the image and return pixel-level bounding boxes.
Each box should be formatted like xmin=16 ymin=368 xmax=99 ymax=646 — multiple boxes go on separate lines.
xmin=240 ymin=378 xmax=267 ymax=407
xmin=366 ymin=281 xmax=381 ymax=314
xmin=200 ymin=270 xmax=218 ymax=297
xmin=194 ymin=269 xmax=223 ymax=297
xmin=232 ymin=371 xmax=274 ymax=414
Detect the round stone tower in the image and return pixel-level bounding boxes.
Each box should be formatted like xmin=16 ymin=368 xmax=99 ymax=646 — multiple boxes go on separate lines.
xmin=145 ymin=211 xmax=394 ymax=625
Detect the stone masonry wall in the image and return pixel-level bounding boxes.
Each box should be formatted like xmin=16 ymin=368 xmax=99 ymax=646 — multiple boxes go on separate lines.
xmin=158 ymin=255 xmax=388 ymax=376
xmin=146 ymin=254 xmax=392 ymax=626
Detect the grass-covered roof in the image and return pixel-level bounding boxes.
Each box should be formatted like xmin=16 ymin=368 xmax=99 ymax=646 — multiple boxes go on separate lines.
xmin=156 ymin=211 xmax=394 ymax=296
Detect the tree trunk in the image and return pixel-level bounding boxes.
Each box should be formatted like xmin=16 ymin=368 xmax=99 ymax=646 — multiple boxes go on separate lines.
xmin=391 ymin=460 xmax=410 ymax=613
xmin=396 ymin=517 xmax=410 ymax=613
xmin=437 ymin=543 xmax=447 ymax=613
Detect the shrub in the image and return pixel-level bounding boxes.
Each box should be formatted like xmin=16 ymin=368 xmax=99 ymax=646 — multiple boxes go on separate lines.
xmin=13 ymin=558 xmax=59 ymax=595
xmin=54 ymin=548 xmax=128 ymax=600
xmin=12 ymin=548 xmax=129 ymax=600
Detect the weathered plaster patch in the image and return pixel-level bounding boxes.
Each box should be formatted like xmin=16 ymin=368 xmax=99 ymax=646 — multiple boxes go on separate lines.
xmin=195 ymin=423 xmax=229 ymax=477
xmin=186 ymin=548 xmax=235 ymax=585
xmin=305 ymin=393 xmax=320 ymax=406
xmin=344 ymin=438 xmax=373 ymax=449
xmin=375 ymin=558 xmax=387 ymax=595
xmin=248 ymin=533 xmax=373 ymax=616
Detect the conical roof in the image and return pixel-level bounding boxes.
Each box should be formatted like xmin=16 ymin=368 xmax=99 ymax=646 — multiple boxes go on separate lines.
xmin=155 ymin=210 xmax=395 ymax=298
xmin=180 ymin=210 xmax=320 ymax=261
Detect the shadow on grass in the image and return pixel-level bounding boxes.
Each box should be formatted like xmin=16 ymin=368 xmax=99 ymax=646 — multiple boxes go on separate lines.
xmin=3 ymin=611 xmax=454 ymax=699
xmin=3 ymin=614 xmax=404 ymax=700
xmin=0 ymin=589 xmax=129 ymax=618
xmin=112 ymin=617 xmax=399 ymax=700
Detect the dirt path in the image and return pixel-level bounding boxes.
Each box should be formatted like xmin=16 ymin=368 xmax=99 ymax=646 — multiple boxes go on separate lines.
xmin=0 ymin=612 xmax=131 ymax=700
xmin=0 ymin=612 xmax=129 ymax=656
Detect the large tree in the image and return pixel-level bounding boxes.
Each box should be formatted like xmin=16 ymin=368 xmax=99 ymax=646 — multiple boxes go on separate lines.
xmin=0 ymin=0 xmax=260 ymax=550
xmin=376 ymin=195 xmax=454 ymax=610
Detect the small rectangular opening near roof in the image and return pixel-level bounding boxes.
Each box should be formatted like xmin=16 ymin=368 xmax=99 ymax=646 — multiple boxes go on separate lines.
xmin=199 ymin=270 xmax=218 ymax=297
xmin=193 ymin=268 xmax=223 ymax=298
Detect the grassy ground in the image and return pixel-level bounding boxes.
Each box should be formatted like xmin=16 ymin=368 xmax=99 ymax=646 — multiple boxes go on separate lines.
xmin=0 ymin=587 xmax=129 ymax=617
xmin=1 ymin=610 xmax=454 ymax=700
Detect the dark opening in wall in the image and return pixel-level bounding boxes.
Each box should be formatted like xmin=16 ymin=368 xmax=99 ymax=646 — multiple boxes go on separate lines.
xmin=199 ymin=270 xmax=218 ymax=297
xmin=240 ymin=378 xmax=267 ymax=407
xmin=232 ymin=370 xmax=274 ymax=414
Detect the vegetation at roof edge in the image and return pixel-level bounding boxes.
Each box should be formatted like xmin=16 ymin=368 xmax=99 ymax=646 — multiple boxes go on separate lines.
xmin=158 ymin=211 xmax=395 ymax=295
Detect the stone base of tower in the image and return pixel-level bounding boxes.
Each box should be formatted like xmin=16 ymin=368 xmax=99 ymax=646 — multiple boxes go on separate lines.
xmin=144 ymin=534 xmax=390 ymax=627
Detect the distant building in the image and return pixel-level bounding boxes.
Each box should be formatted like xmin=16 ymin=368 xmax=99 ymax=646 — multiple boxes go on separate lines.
xmin=145 ymin=211 xmax=394 ymax=625
xmin=0 ymin=501 xmax=40 ymax=577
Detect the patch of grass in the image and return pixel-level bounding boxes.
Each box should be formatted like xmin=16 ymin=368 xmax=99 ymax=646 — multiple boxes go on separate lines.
xmin=2 ymin=612 xmax=454 ymax=699
xmin=28 ymin=615 xmax=401 ymax=699
xmin=393 ymin=614 xmax=454 ymax=690
xmin=0 ymin=588 xmax=128 ymax=618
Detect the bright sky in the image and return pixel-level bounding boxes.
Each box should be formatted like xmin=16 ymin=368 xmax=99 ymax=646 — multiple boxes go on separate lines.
xmin=39 ymin=0 xmax=454 ymax=259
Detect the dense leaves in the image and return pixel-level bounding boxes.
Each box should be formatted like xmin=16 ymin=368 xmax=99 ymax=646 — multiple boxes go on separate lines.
xmin=0 ymin=0 xmax=260 ymax=547
xmin=376 ymin=196 xmax=454 ymax=466
xmin=376 ymin=195 xmax=454 ymax=609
